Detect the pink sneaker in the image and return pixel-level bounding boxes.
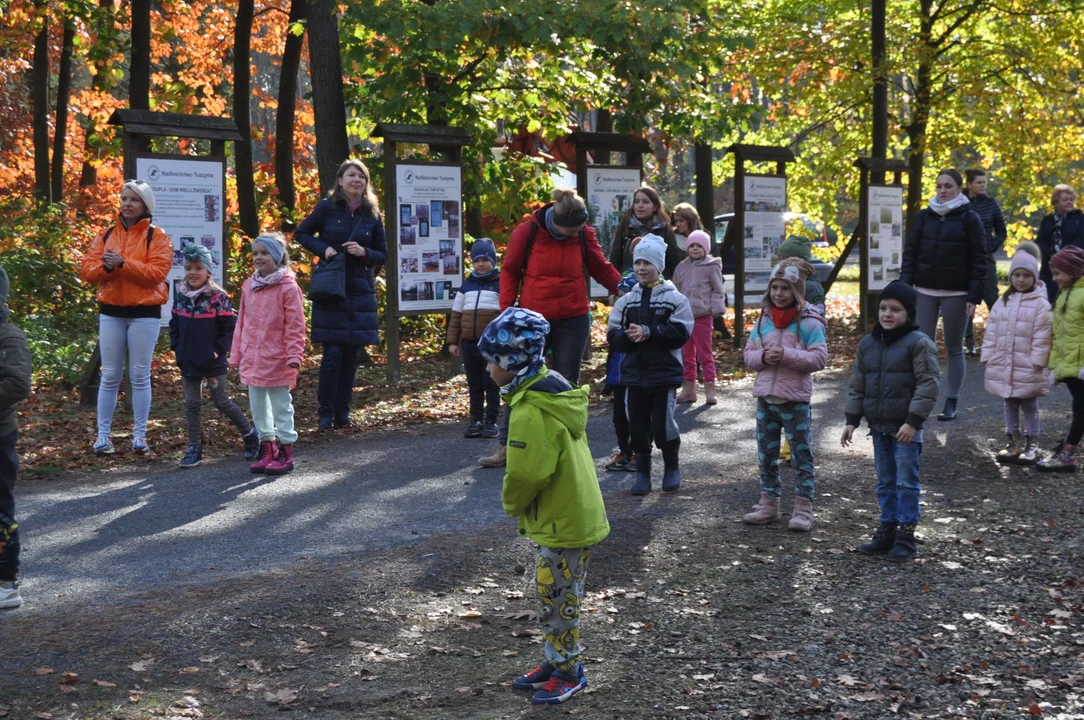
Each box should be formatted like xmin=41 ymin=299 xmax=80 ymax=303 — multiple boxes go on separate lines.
xmin=249 ymin=440 xmax=278 ymax=474
xmin=264 ymin=444 xmax=294 ymax=476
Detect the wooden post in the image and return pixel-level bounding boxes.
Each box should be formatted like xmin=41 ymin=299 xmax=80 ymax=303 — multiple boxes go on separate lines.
xmin=731 ymin=148 xmax=746 ymax=348
xmin=383 ymin=139 xmax=400 ymax=385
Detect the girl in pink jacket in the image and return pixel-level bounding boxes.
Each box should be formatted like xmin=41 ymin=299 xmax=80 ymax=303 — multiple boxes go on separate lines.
xmin=231 ymin=232 xmax=307 ymax=476
xmin=981 ymin=241 xmax=1052 ymax=465
xmin=673 ymin=230 xmax=726 ymax=405
xmin=741 ymin=263 xmax=828 ymax=531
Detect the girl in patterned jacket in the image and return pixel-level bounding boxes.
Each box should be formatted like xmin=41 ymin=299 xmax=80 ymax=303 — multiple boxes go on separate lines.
xmin=170 ymin=244 xmax=260 ymax=468
xmin=742 ymin=262 xmax=828 ymax=531
xmin=980 ymin=241 xmax=1052 ymax=465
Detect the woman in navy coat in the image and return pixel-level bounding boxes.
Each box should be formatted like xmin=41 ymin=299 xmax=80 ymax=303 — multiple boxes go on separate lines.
xmin=296 ymin=159 xmax=388 ymax=430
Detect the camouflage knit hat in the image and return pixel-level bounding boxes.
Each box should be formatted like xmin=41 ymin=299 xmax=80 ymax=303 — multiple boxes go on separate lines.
xmin=477 ymin=307 xmax=551 ymax=394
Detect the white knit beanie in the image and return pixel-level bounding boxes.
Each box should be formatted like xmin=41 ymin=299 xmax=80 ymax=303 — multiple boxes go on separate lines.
xmin=122 ymin=179 xmax=155 ymax=215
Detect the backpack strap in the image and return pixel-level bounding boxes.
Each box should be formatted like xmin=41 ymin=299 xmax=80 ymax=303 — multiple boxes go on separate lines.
xmin=102 ymin=224 xmax=155 ymax=248
xmin=102 ymin=227 xmax=114 ymax=244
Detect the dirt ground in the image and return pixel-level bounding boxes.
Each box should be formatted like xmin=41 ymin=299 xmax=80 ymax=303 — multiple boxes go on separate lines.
xmin=3 ymin=369 xmax=1082 ymax=720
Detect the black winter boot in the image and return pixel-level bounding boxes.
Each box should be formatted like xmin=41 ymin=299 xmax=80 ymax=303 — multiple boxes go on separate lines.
xmin=886 ymin=523 xmax=918 ymax=562
xmin=631 ymin=454 xmax=652 ymax=496
xmin=858 ymin=522 xmax=897 ymax=555
xmin=662 ymin=466 xmax=681 ymax=492
xmin=937 ymin=398 xmax=957 ymax=422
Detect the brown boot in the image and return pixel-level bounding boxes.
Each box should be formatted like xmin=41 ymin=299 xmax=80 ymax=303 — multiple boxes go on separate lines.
xmin=676 ymin=381 xmax=696 ymax=403
xmin=479 ymin=444 xmax=507 ymax=468
xmin=704 ymin=382 xmax=718 ymax=405
xmin=742 ymin=494 xmax=781 ymax=525
xmin=789 ymin=497 xmax=814 ymax=532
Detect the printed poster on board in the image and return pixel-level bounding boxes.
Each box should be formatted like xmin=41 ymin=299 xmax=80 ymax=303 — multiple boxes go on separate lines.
xmin=742 ymin=175 xmax=787 ymax=294
xmin=866 ymin=185 xmax=904 ymax=291
xmin=136 ymin=156 xmax=225 ymax=326
xmin=586 ymin=167 xmax=641 ymax=298
xmin=395 ymin=164 xmax=463 ymax=312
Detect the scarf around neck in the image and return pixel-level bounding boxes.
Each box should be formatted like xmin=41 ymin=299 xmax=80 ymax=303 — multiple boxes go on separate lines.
xmin=177 ymin=281 xmax=211 ymax=299
xmin=928 ymin=193 xmax=970 ymax=216
xmin=872 ymin=320 xmax=920 ymax=345
xmin=629 ymin=214 xmax=660 ymax=234
xmin=770 ymin=304 xmax=800 ymax=329
xmin=251 ymin=267 xmax=287 ymax=290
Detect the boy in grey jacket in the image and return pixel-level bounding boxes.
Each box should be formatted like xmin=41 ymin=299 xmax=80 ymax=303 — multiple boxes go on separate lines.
xmin=0 ymin=266 xmax=32 ymax=609
xmin=841 ymin=281 xmax=940 ymax=562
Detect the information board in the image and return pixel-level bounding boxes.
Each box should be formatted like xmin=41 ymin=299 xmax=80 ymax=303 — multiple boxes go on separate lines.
xmin=742 ymin=175 xmax=787 ymax=294
xmin=394 ymin=164 xmax=463 ymax=312
xmin=586 ymin=167 xmax=642 ymax=298
xmin=867 ymin=185 xmax=905 ymax=291
xmin=136 ymin=155 xmax=225 ymax=326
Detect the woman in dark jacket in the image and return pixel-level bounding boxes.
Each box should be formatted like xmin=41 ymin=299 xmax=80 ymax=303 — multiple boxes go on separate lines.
xmin=962 ymin=168 xmax=1007 ymax=355
xmin=900 ymin=169 xmax=986 ymax=421
xmin=1036 ymin=184 xmax=1084 ymax=304
xmin=295 ymin=159 xmax=388 ymax=431
xmin=609 ymin=185 xmax=682 ymax=279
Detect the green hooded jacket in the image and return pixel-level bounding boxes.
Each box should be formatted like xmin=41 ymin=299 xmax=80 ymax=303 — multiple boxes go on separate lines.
xmin=1050 ymin=276 xmax=1084 ymax=381
xmin=502 ymin=367 xmax=610 ymax=548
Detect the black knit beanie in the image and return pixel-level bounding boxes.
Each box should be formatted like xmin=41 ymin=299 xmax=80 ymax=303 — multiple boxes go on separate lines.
xmin=878 ymin=280 xmax=917 ymax=320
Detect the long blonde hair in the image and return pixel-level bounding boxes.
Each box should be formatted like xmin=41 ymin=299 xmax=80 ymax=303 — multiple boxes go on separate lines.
xmin=671 ymin=203 xmax=703 ymax=232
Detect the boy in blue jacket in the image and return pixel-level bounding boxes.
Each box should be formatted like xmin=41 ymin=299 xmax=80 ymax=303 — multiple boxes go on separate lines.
xmin=478 ymin=307 xmax=609 ymax=706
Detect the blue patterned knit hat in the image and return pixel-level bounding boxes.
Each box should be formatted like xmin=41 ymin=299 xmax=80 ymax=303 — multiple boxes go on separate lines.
xmin=617 ymin=271 xmax=638 ymax=294
xmin=477 ymin=307 xmax=550 ymax=394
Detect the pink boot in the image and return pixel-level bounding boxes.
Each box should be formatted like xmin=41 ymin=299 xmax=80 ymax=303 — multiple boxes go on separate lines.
xmin=265 ymin=444 xmax=294 ymax=476
xmin=676 ymin=381 xmax=696 ymax=403
xmin=742 ymin=494 xmax=780 ymax=525
xmin=789 ymin=497 xmax=814 ymax=532
xmin=249 ymin=440 xmax=278 ymax=474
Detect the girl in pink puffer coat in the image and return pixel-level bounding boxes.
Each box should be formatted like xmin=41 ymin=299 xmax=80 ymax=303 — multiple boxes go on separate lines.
xmin=981 ymin=241 xmax=1052 ymax=465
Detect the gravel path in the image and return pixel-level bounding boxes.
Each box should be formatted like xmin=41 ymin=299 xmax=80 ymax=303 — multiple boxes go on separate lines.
xmin=2 ymin=358 xmax=1082 ymax=719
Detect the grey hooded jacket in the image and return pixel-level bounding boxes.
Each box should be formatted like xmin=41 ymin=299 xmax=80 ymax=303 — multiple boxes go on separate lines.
xmin=845 ymin=326 xmax=940 ymax=434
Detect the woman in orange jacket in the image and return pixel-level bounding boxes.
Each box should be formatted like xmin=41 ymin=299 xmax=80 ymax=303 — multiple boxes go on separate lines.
xmin=79 ymin=180 xmax=173 ymax=456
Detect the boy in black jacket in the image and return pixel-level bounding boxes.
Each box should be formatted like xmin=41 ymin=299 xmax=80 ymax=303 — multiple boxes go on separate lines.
xmin=607 ymin=235 xmax=694 ymax=495
xmin=0 ymin=265 xmax=33 ymax=609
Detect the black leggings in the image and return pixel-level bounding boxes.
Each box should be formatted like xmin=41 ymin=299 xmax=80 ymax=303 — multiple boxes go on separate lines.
xmin=626 ymin=386 xmax=680 ymax=464
xmin=1065 ymin=378 xmax=1084 ymax=446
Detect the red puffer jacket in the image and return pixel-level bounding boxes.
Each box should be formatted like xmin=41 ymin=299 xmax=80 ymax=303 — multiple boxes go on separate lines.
xmin=499 ymin=205 xmax=622 ymax=321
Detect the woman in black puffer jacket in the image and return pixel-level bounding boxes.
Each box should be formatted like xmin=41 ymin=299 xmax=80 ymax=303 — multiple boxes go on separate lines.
xmin=900 ymin=168 xmax=986 ymax=421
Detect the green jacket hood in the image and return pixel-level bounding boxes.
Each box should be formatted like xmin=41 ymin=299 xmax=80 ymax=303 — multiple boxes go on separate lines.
xmin=509 ymin=369 xmax=589 ymax=440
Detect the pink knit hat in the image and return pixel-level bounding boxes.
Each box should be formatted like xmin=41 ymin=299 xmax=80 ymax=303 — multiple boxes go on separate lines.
xmin=686 ymin=229 xmax=712 ymax=253
xmin=1009 ymin=241 xmax=1040 ymax=280
xmin=1051 ymin=245 xmax=1084 ymax=277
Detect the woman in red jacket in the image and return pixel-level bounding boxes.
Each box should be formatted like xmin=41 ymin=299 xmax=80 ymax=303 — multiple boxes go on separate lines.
xmin=79 ymin=180 xmax=173 ymax=456
xmin=479 ymin=188 xmax=622 ymax=467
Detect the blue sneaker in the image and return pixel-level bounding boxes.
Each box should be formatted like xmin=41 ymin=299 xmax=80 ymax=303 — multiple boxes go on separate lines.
xmin=530 ymin=664 xmax=587 ymax=704
xmin=178 ymin=445 xmax=202 ymax=468
xmin=93 ymin=436 xmax=115 ymax=456
xmin=132 ymin=436 xmax=149 ymax=454
xmin=512 ymin=662 xmax=555 ymax=690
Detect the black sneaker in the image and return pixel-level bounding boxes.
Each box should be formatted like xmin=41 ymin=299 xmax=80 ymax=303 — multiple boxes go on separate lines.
xmin=242 ymin=431 xmax=261 ymax=460
xmin=482 ymin=422 xmax=499 ymax=438
xmin=464 ymin=420 xmax=484 ymax=438
xmin=178 ymin=445 xmax=203 ymax=469
xmin=605 ymin=452 xmax=632 ymax=471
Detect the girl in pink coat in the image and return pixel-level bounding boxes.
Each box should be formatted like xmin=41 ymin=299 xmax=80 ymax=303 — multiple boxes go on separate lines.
xmin=672 ymin=230 xmax=726 ymax=405
xmin=741 ymin=263 xmax=828 ymax=531
xmin=981 ymin=241 xmax=1052 ymax=465
xmin=231 ymin=232 xmax=307 ymax=476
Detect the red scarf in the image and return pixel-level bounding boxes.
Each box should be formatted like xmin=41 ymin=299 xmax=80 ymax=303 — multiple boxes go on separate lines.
xmin=770 ymin=304 xmax=799 ymax=329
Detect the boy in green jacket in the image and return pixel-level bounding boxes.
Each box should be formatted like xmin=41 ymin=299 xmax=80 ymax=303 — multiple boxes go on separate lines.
xmin=477 ymin=307 xmax=610 ymax=705
xmin=0 ymin=266 xmax=32 ymax=610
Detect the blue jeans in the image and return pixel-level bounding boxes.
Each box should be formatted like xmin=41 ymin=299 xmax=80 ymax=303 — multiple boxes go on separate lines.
xmin=97 ymin=315 xmax=160 ymax=438
xmin=871 ymin=430 xmax=923 ymax=525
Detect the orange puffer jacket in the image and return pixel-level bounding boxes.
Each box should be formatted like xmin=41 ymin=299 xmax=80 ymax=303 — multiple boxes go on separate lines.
xmin=79 ymin=217 xmax=173 ymax=308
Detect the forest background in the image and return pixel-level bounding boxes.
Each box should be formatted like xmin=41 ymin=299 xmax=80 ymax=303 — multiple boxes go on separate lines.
xmin=2 ymin=0 xmax=1083 ymax=389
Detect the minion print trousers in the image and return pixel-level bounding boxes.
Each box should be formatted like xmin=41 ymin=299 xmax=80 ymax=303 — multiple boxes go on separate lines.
xmin=535 ymin=545 xmax=592 ymax=672
xmin=756 ymin=398 xmax=816 ymax=500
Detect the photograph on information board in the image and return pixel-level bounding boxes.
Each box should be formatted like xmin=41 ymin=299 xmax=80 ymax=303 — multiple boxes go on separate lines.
xmin=395 ymin=165 xmax=463 ymax=312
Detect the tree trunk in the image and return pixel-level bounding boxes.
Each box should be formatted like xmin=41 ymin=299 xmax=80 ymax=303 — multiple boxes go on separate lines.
xmin=905 ymin=0 xmax=935 ymax=227
xmin=276 ymin=0 xmax=307 ymax=226
xmin=130 ymin=0 xmax=151 ymax=110
xmin=31 ymin=1 xmax=50 ymax=203
xmin=307 ymin=0 xmax=349 ymax=195
xmin=233 ymin=0 xmax=259 ymax=237
xmin=52 ymin=19 xmax=75 ymax=203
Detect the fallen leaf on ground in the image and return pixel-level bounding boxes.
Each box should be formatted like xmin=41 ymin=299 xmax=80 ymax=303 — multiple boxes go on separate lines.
xmin=59 ymin=672 xmax=79 ymax=684
xmin=129 ymin=659 xmax=154 ymax=672
xmin=33 ymin=668 xmax=54 ymax=675
xmin=91 ymin=680 xmax=116 ymax=688
xmin=264 ymin=688 xmax=298 ymax=705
